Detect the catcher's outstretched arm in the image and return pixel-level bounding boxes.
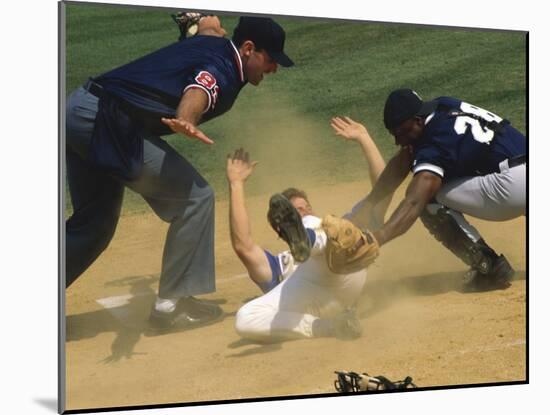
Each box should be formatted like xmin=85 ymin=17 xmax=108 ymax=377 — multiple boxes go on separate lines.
xmin=367 ymin=147 xmax=412 ymax=205
xmin=347 ymin=148 xmax=412 ymax=229
xmin=373 ymin=171 xmax=442 ymax=246
xmin=352 ymin=139 xmax=393 ymax=229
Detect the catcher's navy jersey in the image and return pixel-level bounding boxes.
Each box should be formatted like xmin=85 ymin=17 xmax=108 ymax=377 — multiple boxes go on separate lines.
xmin=412 ymin=97 xmax=526 ymax=181
xmin=94 ymin=35 xmax=246 ymax=135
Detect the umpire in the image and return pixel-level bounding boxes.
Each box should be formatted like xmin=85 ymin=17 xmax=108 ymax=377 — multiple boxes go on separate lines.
xmin=65 ymin=16 xmax=294 ymax=332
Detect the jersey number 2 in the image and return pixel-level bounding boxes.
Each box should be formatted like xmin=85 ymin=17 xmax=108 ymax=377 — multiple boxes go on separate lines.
xmin=453 ymin=102 xmax=503 ymax=144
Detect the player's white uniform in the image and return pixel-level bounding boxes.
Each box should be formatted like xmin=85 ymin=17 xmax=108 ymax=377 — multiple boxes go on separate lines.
xmin=234 ymin=215 xmax=367 ymax=341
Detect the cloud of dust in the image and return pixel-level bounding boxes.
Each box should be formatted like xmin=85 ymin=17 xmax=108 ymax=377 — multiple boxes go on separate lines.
xmin=356 ymin=220 xmax=468 ymax=326
xmin=231 ymin=89 xmax=472 ymax=313
xmin=235 ymin=90 xmax=373 ymax=215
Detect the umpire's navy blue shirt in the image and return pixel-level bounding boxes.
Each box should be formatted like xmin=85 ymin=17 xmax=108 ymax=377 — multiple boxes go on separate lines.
xmin=411 ymin=97 xmax=526 ymax=182
xmin=94 ymin=35 xmax=246 ymax=135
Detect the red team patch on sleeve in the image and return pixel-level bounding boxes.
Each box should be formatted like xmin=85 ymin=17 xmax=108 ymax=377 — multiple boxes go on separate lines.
xmin=195 ymin=71 xmax=217 ymax=89
xmin=194 ymin=71 xmax=220 ymax=108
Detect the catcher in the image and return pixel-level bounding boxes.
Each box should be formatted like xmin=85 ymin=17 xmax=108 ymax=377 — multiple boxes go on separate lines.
xmin=226 ymin=119 xmax=390 ymax=342
xmin=327 ymin=90 xmax=526 ymax=292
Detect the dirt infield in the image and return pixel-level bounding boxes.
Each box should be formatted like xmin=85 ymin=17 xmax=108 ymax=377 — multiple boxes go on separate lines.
xmin=65 ymin=181 xmax=526 ymax=411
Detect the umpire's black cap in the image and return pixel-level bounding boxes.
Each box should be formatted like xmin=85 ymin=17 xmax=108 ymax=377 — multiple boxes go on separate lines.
xmin=383 ymin=89 xmax=437 ymax=130
xmin=233 ymin=17 xmax=294 ymax=67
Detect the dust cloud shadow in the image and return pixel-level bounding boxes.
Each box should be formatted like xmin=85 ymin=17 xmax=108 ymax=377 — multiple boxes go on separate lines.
xmin=225 ymin=342 xmax=283 ymax=358
xmin=66 ymin=274 xmax=156 ymax=363
xmin=227 ymin=338 xmax=257 ymax=349
xmin=67 ymin=274 xmax=158 ymax=340
xmin=66 ymin=274 xmax=228 ymax=363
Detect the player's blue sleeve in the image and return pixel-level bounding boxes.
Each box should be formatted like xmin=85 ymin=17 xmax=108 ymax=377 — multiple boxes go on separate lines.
xmin=412 ymin=147 xmax=447 ymax=178
xmin=411 ymin=112 xmax=460 ymax=179
xmin=259 ymin=250 xmax=284 ymax=293
xmin=306 ymin=228 xmax=316 ymax=247
xmin=256 ymin=231 xmax=316 ymax=293
xmin=412 ymin=136 xmax=456 ymax=179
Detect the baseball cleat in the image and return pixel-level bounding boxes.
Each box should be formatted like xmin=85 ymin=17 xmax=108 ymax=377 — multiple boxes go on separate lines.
xmin=462 ymin=254 xmax=514 ymax=292
xmin=267 ymin=193 xmax=311 ymax=262
xmin=147 ymin=296 xmax=223 ymax=335
xmin=171 ymin=11 xmax=206 ymax=40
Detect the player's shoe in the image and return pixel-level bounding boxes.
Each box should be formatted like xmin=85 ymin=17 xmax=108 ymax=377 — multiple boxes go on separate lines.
xmin=171 ymin=11 xmax=206 ymax=40
xmin=147 ymin=296 xmax=223 ymax=335
xmin=267 ymin=193 xmax=311 ymax=263
xmin=331 ymin=308 xmax=363 ymax=340
xmin=462 ymin=254 xmax=514 ymax=292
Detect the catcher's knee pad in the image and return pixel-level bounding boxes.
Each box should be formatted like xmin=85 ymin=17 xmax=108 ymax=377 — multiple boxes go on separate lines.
xmin=420 ymin=204 xmax=498 ymax=274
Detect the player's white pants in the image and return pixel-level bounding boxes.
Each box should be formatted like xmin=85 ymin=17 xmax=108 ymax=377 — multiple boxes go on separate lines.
xmin=235 ymin=260 xmax=366 ymax=342
xmin=436 ymin=161 xmax=526 ymax=221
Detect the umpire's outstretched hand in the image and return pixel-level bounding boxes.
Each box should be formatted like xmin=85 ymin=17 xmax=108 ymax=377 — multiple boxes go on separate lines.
xmin=161 ymin=117 xmax=214 ymax=145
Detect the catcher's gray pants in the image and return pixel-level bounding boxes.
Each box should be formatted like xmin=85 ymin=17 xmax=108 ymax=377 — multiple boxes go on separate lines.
xmin=348 ymin=159 xmax=525 ymax=237
xmin=435 ymin=159 xmax=526 ymax=222
xmin=431 ymin=160 xmax=526 ymax=243
xmin=65 ymin=87 xmax=215 ymax=298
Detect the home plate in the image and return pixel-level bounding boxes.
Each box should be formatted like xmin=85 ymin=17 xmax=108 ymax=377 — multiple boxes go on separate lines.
xmin=95 ymin=272 xmax=248 ymax=326
xmin=96 ymin=292 xmax=152 ymax=328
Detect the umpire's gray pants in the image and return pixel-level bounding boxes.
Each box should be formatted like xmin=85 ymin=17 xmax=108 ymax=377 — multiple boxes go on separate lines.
xmin=65 ymin=87 xmax=215 ymax=299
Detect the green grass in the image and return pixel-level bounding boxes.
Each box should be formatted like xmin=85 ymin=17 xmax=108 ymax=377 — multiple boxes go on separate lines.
xmin=65 ymin=3 xmax=526 ymax=216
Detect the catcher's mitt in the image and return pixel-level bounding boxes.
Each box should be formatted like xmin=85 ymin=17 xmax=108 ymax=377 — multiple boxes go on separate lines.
xmin=334 ymin=371 xmax=417 ymax=393
xmin=321 ymin=215 xmax=379 ymax=274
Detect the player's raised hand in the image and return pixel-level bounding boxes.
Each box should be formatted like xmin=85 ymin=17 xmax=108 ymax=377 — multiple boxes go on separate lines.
xmin=161 ymin=117 xmax=214 ymax=145
xmin=330 ymin=116 xmax=371 ymax=143
xmin=226 ymin=148 xmax=259 ymax=184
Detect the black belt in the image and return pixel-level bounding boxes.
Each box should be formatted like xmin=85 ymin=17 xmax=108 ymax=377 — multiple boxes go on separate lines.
xmin=508 ymin=154 xmax=526 ymax=168
xmin=83 ymin=78 xmax=104 ymax=98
